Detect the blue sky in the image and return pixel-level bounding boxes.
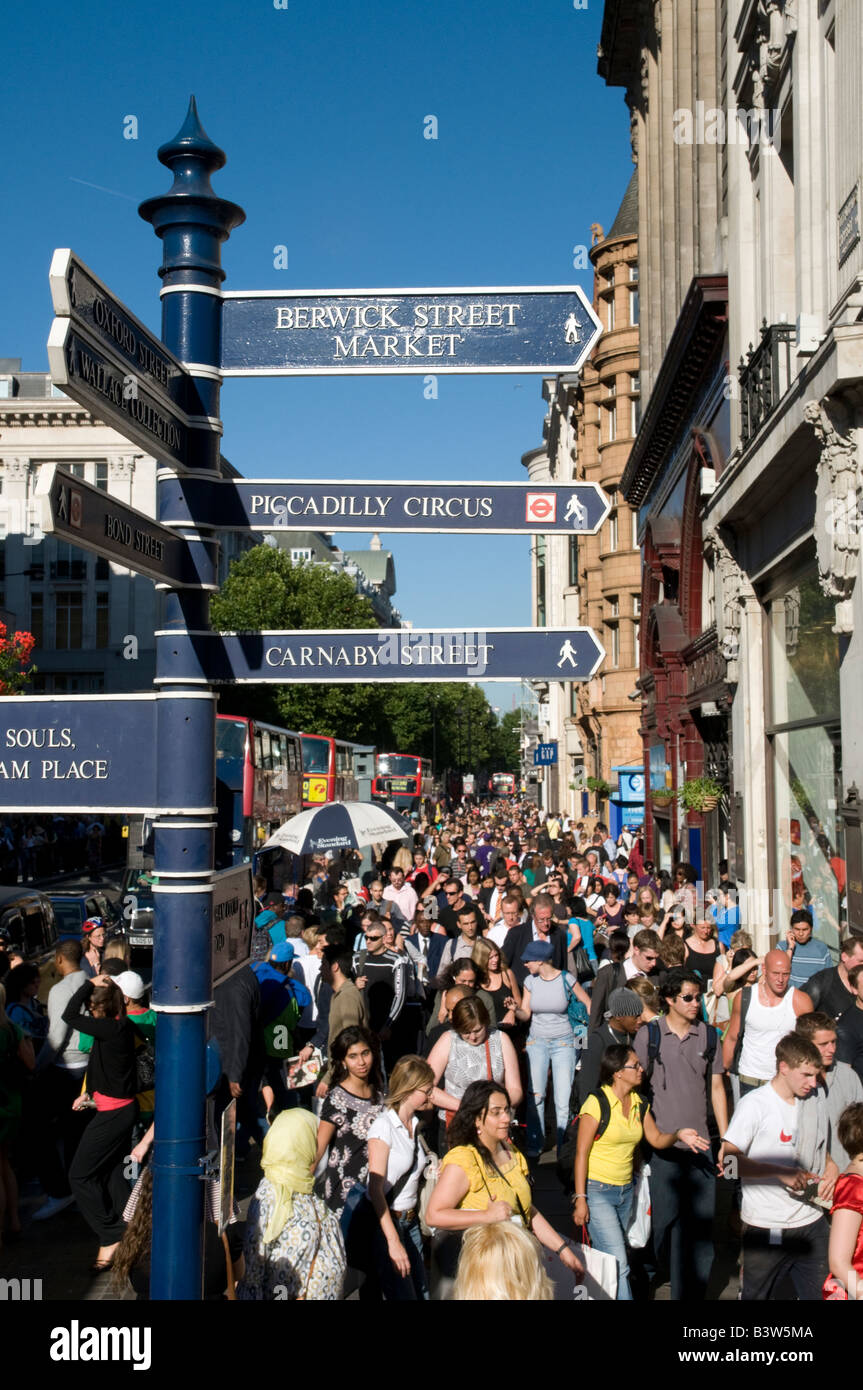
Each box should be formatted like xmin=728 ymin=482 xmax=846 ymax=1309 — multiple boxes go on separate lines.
xmin=2 ymin=0 xmax=633 ymax=713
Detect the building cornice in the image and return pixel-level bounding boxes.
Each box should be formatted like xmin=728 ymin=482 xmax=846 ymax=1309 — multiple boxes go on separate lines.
xmin=621 ymin=275 xmax=728 ymax=507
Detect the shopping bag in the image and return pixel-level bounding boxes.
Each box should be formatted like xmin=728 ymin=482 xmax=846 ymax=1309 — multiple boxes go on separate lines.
xmin=571 ymin=1230 xmax=618 ymax=1300
xmin=626 ymin=1163 xmax=652 ymax=1250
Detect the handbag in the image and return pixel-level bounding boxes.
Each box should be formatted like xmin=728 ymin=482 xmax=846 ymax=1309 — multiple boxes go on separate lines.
xmin=571 ymin=1226 xmax=618 ymax=1300
xmin=626 ymin=1162 xmax=652 ymax=1249
xmin=561 ymin=973 xmax=589 ymax=1040
xmin=417 ymin=1132 xmax=441 ymax=1237
xmin=133 ymin=1035 xmax=156 ymax=1093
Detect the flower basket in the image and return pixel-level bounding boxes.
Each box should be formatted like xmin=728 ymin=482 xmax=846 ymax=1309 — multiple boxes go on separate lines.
xmin=651 ymin=790 xmax=674 ymax=807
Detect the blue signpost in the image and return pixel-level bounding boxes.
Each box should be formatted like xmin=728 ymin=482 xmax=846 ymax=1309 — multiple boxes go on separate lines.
xmin=220 ymin=285 xmax=601 ymax=375
xmin=38 ymin=99 xmax=609 ymax=1301
xmin=136 ymin=98 xmax=244 ymax=1302
xmin=159 ymin=476 xmax=610 ymax=535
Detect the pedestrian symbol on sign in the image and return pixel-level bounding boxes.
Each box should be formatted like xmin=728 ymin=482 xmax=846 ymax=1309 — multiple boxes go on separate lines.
xmin=557 ymin=639 xmax=578 ymax=668
xmin=563 ymin=493 xmax=587 ymax=528
xmin=564 ymin=312 xmax=581 ymax=346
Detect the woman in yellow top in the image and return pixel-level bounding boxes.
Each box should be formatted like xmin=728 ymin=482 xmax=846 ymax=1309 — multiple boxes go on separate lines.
xmin=573 ymin=1043 xmax=709 ymax=1300
xmin=426 ymin=1080 xmax=583 ymax=1292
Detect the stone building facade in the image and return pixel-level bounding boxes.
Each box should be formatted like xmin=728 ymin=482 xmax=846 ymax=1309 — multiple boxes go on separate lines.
xmin=600 ymin=0 xmax=863 ymax=950
xmin=523 ymin=175 xmax=643 ymax=822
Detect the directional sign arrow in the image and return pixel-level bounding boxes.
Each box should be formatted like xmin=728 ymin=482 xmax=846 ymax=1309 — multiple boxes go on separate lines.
xmin=35 ymin=466 xmax=217 ymax=589
xmin=219 ymin=285 xmax=602 ymax=376
xmin=158 ymin=477 xmax=611 ymax=535
xmin=49 ymin=250 xmax=202 ymax=416
xmin=155 ymin=626 xmax=605 ymax=684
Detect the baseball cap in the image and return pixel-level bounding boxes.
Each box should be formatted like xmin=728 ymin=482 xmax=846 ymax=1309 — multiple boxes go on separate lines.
xmin=269 ymin=941 xmax=295 ymax=965
xmin=263 ymin=891 xmax=286 ymax=908
xmin=114 ymin=971 xmax=147 ymax=1001
xmin=521 ymin=940 xmax=553 ymax=963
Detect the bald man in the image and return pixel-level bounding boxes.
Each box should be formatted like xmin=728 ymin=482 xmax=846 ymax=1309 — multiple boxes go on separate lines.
xmin=723 ymin=948 xmax=813 ymax=1094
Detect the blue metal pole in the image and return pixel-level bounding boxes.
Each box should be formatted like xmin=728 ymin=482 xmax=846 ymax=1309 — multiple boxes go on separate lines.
xmin=139 ymin=98 xmax=244 ymax=1300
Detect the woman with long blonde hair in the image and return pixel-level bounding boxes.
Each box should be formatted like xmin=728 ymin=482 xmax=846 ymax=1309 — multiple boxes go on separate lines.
xmin=452 ymin=1220 xmax=554 ymax=1301
xmin=366 ymin=1054 xmax=436 ymax=1300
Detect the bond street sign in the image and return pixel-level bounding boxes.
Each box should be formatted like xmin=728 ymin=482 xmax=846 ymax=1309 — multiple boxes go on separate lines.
xmin=49 ymin=250 xmax=199 ymax=415
xmin=219 ymin=285 xmax=602 ymax=375
xmin=0 ymin=696 xmax=159 ymax=812
xmin=35 ymin=465 xmax=212 ymax=589
xmin=159 ymin=477 xmax=610 ymax=535
xmin=47 ymin=317 xmax=194 ymax=471
xmin=155 ymin=626 xmax=605 ymax=684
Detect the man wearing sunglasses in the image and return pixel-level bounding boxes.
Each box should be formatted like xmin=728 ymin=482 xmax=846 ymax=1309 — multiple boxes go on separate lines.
xmin=353 ymin=915 xmax=409 ymax=1071
xmin=634 ymin=968 xmax=727 ymax=1302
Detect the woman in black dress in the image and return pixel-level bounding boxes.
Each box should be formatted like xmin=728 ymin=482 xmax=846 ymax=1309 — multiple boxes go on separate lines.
xmin=62 ymin=975 xmax=139 ymax=1270
xmin=314 ymin=1025 xmax=384 ymax=1213
xmin=683 ymin=917 xmax=723 ymax=990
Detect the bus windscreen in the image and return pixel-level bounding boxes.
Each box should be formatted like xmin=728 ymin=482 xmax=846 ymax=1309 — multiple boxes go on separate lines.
xmin=301 ymin=735 xmax=331 ymax=775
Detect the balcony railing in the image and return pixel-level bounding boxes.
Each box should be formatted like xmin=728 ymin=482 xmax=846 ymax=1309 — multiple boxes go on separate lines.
xmin=738 ymin=320 xmax=795 ymax=447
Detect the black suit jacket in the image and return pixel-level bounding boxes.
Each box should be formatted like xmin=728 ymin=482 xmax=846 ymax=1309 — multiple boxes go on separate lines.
xmin=406 ymin=930 xmax=447 ymax=981
xmin=502 ymin=922 xmax=567 ymax=988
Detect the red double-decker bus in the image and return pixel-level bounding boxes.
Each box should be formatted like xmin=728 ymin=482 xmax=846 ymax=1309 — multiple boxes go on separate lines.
xmin=215 ymin=714 xmax=304 ymax=862
xmin=372 ymin=753 xmax=435 ymax=815
xmin=300 ymin=733 xmax=370 ymax=808
xmin=491 ymin=772 xmax=517 ymax=797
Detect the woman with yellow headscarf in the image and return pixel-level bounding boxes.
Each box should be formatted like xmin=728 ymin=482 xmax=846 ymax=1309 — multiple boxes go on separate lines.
xmin=237 ymin=1109 xmax=345 ymax=1300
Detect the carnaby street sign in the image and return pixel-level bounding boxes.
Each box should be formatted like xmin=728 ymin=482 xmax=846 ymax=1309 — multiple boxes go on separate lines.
xmin=219 ymin=285 xmax=602 ymax=375
xmin=155 ymin=626 xmax=605 ymax=684
xmin=47 ymin=317 xmax=195 ymax=470
xmin=49 ymin=250 xmax=200 ymax=415
xmin=158 ymin=477 xmax=611 ymax=535
xmin=35 ymin=465 xmax=215 ymax=589
xmin=0 ymin=696 xmax=162 ymax=812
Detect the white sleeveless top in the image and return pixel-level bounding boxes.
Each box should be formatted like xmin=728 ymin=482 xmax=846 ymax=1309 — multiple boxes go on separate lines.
xmin=739 ymin=986 xmax=798 ymax=1080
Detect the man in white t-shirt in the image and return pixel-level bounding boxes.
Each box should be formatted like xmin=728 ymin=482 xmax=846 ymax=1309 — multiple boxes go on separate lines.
xmin=721 ymin=1032 xmax=831 ymax=1300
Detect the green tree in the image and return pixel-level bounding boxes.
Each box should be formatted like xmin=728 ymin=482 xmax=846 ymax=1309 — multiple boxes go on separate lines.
xmin=210 ymin=543 xmax=380 ymax=733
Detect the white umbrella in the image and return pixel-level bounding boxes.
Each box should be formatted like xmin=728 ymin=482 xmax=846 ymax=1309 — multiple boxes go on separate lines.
xmin=261 ymin=800 xmax=411 ymax=856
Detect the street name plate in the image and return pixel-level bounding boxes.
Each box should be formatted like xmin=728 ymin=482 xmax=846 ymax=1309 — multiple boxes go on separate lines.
xmin=219 ymin=285 xmax=601 ymax=375
xmin=0 ymin=696 xmax=158 ymax=812
xmin=156 ymin=626 xmax=605 ymax=684
xmin=159 ymin=477 xmax=610 ymax=535
xmin=47 ymin=318 xmax=193 ymax=470
xmin=36 ymin=466 xmax=210 ymax=588
xmin=49 ymin=249 xmax=199 ymax=414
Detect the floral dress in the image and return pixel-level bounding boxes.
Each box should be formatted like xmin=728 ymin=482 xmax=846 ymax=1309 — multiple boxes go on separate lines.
xmin=237 ymin=1182 xmax=345 ymax=1301
xmin=316 ymin=1084 xmax=384 ymax=1212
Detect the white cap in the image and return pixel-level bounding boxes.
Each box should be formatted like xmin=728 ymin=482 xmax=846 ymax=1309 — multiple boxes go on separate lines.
xmin=114 ymin=970 xmax=148 ymax=1001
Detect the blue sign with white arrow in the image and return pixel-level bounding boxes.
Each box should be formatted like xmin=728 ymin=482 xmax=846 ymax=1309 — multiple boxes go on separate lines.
xmin=158 ymin=477 xmax=610 ymax=535
xmin=219 ymin=286 xmax=602 ymax=375
xmin=155 ymin=627 xmax=605 ymax=685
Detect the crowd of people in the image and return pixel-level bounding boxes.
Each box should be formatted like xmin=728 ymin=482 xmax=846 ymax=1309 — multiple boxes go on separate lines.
xmin=2 ymin=796 xmax=863 ymax=1302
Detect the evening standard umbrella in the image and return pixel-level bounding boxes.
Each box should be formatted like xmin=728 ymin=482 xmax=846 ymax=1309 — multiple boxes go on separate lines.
xmin=261 ymin=800 xmax=411 ymax=856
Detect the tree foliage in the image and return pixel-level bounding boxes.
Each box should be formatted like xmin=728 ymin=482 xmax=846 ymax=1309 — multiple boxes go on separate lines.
xmin=210 ymin=543 xmax=514 ymax=770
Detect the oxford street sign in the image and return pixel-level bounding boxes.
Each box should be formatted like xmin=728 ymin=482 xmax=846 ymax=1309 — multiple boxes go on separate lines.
xmin=155 ymin=626 xmax=606 ymax=685
xmin=47 ymin=249 xmax=208 ymax=470
xmin=159 ymin=476 xmax=611 ymax=535
xmin=35 ymin=465 xmax=215 ymax=589
xmin=219 ymin=285 xmax=602 ymax=375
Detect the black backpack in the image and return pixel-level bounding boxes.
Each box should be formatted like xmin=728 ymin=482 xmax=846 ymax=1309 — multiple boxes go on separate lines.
xmin=556 ymin=1087 xmax=612 ymax=1194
